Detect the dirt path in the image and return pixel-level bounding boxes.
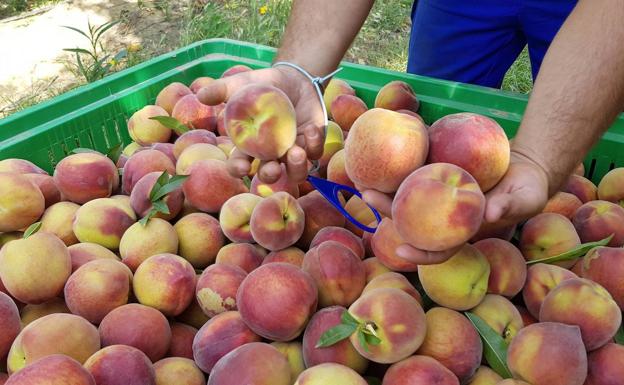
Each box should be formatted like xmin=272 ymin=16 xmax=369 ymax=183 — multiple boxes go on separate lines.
xmin=0 ymin=0 xmax=185 ymax=118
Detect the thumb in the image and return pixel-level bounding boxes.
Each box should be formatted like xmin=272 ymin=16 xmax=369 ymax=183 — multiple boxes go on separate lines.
xmin=484 ymin=192 xmax=513 ymax=223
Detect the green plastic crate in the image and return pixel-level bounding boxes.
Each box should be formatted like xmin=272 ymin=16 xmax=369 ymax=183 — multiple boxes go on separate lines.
xmin=1 ymin=38 xmax=623 ymax=183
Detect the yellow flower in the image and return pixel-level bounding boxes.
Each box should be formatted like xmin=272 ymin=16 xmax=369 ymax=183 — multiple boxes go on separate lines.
xmin=108 ymin=58 xmax=117 ymax=66
xmin=127 ymin=42 xmax=142 ymax=53
xmin=259 ymin=5 xmax=268 ymax=15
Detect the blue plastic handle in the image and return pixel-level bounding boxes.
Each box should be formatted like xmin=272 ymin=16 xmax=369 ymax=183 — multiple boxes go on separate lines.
xmin=306 ymin=175 xmax=381 ymax=233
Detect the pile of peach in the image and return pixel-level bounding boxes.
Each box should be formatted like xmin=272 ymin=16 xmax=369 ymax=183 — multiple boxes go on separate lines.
xmin=0 ymin=64 xmax=623 ymax=385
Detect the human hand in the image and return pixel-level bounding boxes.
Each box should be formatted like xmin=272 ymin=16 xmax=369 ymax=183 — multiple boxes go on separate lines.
xmin=197 ymin=66 xmax=325 ymax=184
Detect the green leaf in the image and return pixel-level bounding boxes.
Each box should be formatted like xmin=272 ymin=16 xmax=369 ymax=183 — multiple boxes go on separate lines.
xmin=149 ymin=171 xmax=170 ymax=201
xmin=23 ymin=222 xmax=42 ymax=239
xmin=364 ymin=333 xmax=381 ymax=346
xmin=152 ymin=175 xmax=188 ymax=202
xmin=61 ymin=25 xmax=91 ymax=40
xmin=615 ymin=317 xmax=624 ymax=345
xmin=341 ymin=310 xmax=360 ymax=327
xmin=94 ymin=20 xmax=120 ymax=44
xmin=152 ymin=199 xmax=170 ymax=215
xmin=106 ymin=143 xmax=123 ymax=163
xmin=71 ymin=147 xmax=97 ymax=154
xmin=139 ymin=209 xmax=157 ymax=226
xmin=316 ymin=323 xmax=357 ymax=348
xmin=526 ymin=235 xmax=613 ymax=266
xmin=465 ymin=312 xmax=512 ymax=379
xmin=149 ymin=116 xmax=191 ymax=134
xmin=243 ymin=176 xmax=251 ymax=189
xmin=357 ymin=329 xmax=369 ymax=353
xmin=63 ymin=47 xmax=96 ymax=59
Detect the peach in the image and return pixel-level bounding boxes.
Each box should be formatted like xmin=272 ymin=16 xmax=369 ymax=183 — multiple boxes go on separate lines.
xmin=331 ymin=94 xmax=368 ymax=131
xmin=221 ymin=64 xmax=252 ymax=78
xmin=323 ymin=79 xmax=356 ymax=116
xmin=173 ymin=129 xmax=217 ymax=159
xmin=428 ymin=113 xmax=510 ymax=191
xmin=418 ymin=244 xmax=490 ymax=310
xmin=7 ymin=313 xmax=100 ymax=373
xmin=84 ymin=345 xmax=155 ymax=385
xmin=156 ymin=82 xmax=192 ymax=114
xmin=130 ymin=172 xmax=183 ymax=221
xmin=192 ymin=311 xmax=261 ymax=373
xmin=374 ymin=80 xmax=419 ymax=112
xmin=515 ymin=305 xmax=537 ymax=327
xmin=393 ymin=163 xmax=486 ymax=251
xmin=99 ymin=303 xmax=171 ymax=361
xmin=122 ymin=149 xmax=175 ymax=194
xmin=0 ymin=173 xmax=45 ymax=232
xmin=68 ymin=242 xmax=120 ymax=272
xmin=215 ymin=242 xmax=264 ymax=273
xmin=128 ymin=105 xmax=172 ymax=145
xmin=40 ymin=201 xmax=80 ymax=246
xmin=542 ymin=191 xmax=583 ymax=219
xmin=0 ymin=159 xmax=46 ymax=174
xmin=5 ymin=355 xmax=96 ymax=385
xmin=263 ymin=247 xmax=305 ymax=267
xmin=224 ymin=84 xmax=297 ymax=160
xmin=496 ymin=381 xmax=532 ymax=385
xmin=123 ymin=142 xmax=143 ymax=156
xmin=471 ymin=294 xmax=524 ymax=344
xmin=175 ymin=213 xmax=224 ymax=268
xmin=468 ymin=366 xmax=503 ymax=385
xmin=564 ymin=174 xmax=598 ymax=203
xmin=183 ymin=159 xmax=246 ymax=213
xmin=310 ymin=226 xmax=365 ymax=259
xmin=207 ymin=342 xmax=291 ymax=385
xmin=0 ymin=232 xmax=21 ymax=248
xmin=507 ymin=322 xmax=587 ymax=385
xmin=298 ymin=190 xmax=345 ymax=247
xmin=250 ymin=192 xmax=305 ymax=251
xmin=216 ymin=108 xmax=227 ymax=136
xmin=363 ymin=257 xmax=392 ymax=282
xmin=133 ymin=254 xmax=196 ymax=316
xmin=582 ymin=246 xmax=624 ymax=309
xmin=303 ymin=241 xmax=366 ymax=307
xmin=473 ymin=238 xmax=527 ymax=297
xmin=53 ymin=152 xmax=118 ymax=204
xmin=216 ymin=135 xmax=235 ymax=157
xmin=363 ymin=272 xmax=422 ymax=304
xmin=177 ymin=143 xmax=227 ymax=175
xmin=0 ymin=292 xmax=20 ymax=360
xmin=172 ymin=94 xmax=218 ymax=131
xmin=271 ymin=341 xmax=305 ymax=381
xmin=190 ymin=76 xmax=214 ymax=93
xmin=176 ymin=297 xmax=209 ymax=329
xmin=23 ymin=173 xmax=60 ymax=207
xmin=167 ymin=322 xmax=196 ymax=359
xmin=64 ymin=259 xmax=132 ymax=323
xmin=348 ymin=288 xmax=426 ymax=364
xmin=519 ymin=212 xmax=581 ymax=267
xmin=585 ymin=343 xmax=624 ymax=385
xmin=119 ymin=219 xmax=179 ymax=271
xmin=154 ymin=357 xmax=205 ymax=385
xmin=73 ymin=198 xmax=136 ymax=249
xmin=522 ymin=263 xmax=577 ymax=319
xmin=597 ymin=167 xmax=624 ymax=205
xmin=397 ymin=109 xmax=426 ymax=123
xmin=345 ymin=108 xmax=427 ymax=193
xmin=20 ymin=298 xmax=69 ymax=326
xmin=237 ymin=263 xmax=317 ymax=341
xmin=327 ymin=149 xmax=355 ymax=189
xmin=295 ymin=363 xmax=368 ymax=385
xmin=144 ymin=141 xmax=177 ymax=165
xmin=539 ymin=278 xmax=621 ymax=350
xmin=344 ymin=195 xmax=377 ymax=237
xmin=0 ymin=232 xmax=71 ymax=304
xmin=371 ymin=218 xmax=419 ymax=272
xmin=319 ymin=121 xmax=345 ymax=168
xmin=250 ymin=164 xmax=299 ymax=197
xmin=196 ymin=263 xmax=246 ymax=317
xmin=383 ymin=357 xmax=460 ymax=385
xmin=471 ymin=222 xmax=516 ymax=243
xmin=572 ymin=200 xmax=624 ymax=246
xmin=0 ymin=372 xmax=6 ymax=384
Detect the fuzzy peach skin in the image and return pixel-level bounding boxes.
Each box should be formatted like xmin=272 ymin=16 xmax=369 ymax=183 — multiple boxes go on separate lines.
xmin=471 ymin=294 xmax=524 ymax=344
xmin=539 ymin=277 xmax=621 ymax=351
xmin=303 ymin=241 xmax=366 ymax=308
xmin=119 ymin=219 xmax=179 ymax=271
xmin=323 ymin=79 xmax=356 ymax=116
xmin=363 ymin=257 xmax=392 ymax=282
xmin=572 ymin=200 xmax=624 ymax=246
xmin=585 ymin=343 xmax=624 ymax=385
xmin=564 ymin=174 xmax=598 ymax=203
xmin=173 ymin=130 xmax=217 ymax=159
xmin=582 ymin=246 xmax=624 ymax=309
xmin=221 ymin=64 xmax=252 ymax=78
xmin=224 ymin=84 xmax=297 ymax=160
xmin=99 ymin=303 xmax=171 ymax=362
xmin=174 ymin=213 xmax=224 ymax=268
xmin=183 ymin=159 xmax=247 ymax=213
xmin=331 ymin=94 xmax=368 ymax=132
xmin=130 ymin=172 xmax=183 ymax=221
xmin=219 ymin=193 xmax=265 ymax=242
xmin=374 ymin=80 xmax=420 ymax=112
xmin=250 ymin=164 xmax=299 ymax=197
xmin=68 ymin=242 xmax=120 ymax=272
xmin=167 ymin=322 xmax=196 ymax=359
xmin=496 ymin=381 xmax=532 ymax=385
xmin=122 ymin=149 xmax=175 ymax=195
xmin=196 ymin=264 xmax=247 ymax=318
xmin=318 ymin=121 xmax=345 ymax=169
xmin=72 ymin=198 xmax=137 ymax=250
xmin=467 ymin=366 xmax=503 ymax=385
xmin=176 ymin=297 xmax=209 ymax=329
xmin=428 ymin=113 xmax=510 ymax=192
xmin=362 ymin=272 xmax=422 ymax=305
xmin=263 ymin=247 xmax=306 ymax=267
xmin=0 ymin=159 xmax=46 ymax=175
xmin=392 ymin=163 xmax=486 ymax=251
xmin=40 ymin=202 xmax=80 ymax=246
xmin=84 ymin=345 xmax=156 ymax=385
xmin=250 ymin=192 xmax=305 ymax=251
xmin=172 ymin=94 xmax=218 ymax=131
xmin=192 ymin=311 xmax=261 ymax=373
xmin=349 ymin=288 xmax=426 ymax=364
xmin=133 ymin=254 xmax=196 ymax=317
xmin=297 ymin=191 xmax=346 ymax=248
xmin=154 ymin=357 xmax=205 ymax=385
xmin=473 ymin=238 xmax=527 ymax=298
xmin=507 ymin=322 xmax=587 ymax=385
xmin=371 ymin=217 xmax=419 ymax=272
xmin=0 ymin=292 xmax=20 ymax=361
xmin=542 ymin=191 xmax=583 ymax=219
xmin=0 ymin=232 xmax=71 ymax=304
xmin=271 ymin=341 xmax=305 ymax=381
xmin=5 ymin=354 xmax=96 ymax=385
xmin=64 ymin=259 xmax=132 ymax=324
xmin=237 ymin=263 xmax=317 ymax=341
xmin=7 ymin=313 xmax=100 ymax=373
xmin=0 ymin=173 xmax=45 ymax=232
xmin=215 ymin=243 xmax=265 ymax=273
xmin=522 ymin=263 xmax=577 ymax=319
xmin=327 ymin=149 xmax=355 ymax=189
xmin=302 ymin=306 xmax=369 ymax=373
xmin=156 ymin=82 xmax=192 ymax=114
xmin=190 ymin=76 xmax=214 ymax=93
xmin=344 ymin=108 xmax=428 ymax=193
xmin=52 ymin=152 xmax=119 ymax=204
xmin=216 ymin=135 xmax=235 ymax=157
xmin=128 ymin=105 xmax=172 ymax=145
xmin=295 ymin=363 xmax=368 ymax=385
xmin=597 ymin=167 xmax=624 ymax=206
xmin=176 ymin=143 xmax=227 ymax=175
xmin=310 ymin=226 xmax=365 ymax=259
xmin=382 ymin=355 xmax=459 ymax=385
xmin=20 ymin=298 xmax=70 ymax=326
xmin=418 ymin=244 xmax=490 ymax=311
xmin=519 ymin=212 xmax=581 ymax=268
xmin=207 ymin=342 xmax=291 ymax=385
xmin=23 ymin=173 xmax=61 ymax=208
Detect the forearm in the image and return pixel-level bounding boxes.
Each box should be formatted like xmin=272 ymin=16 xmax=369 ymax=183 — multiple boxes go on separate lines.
xmin=512 ymin=0 xmax=624 ymax=194
xmin=275 ymin=0 xmax=375 ymax=76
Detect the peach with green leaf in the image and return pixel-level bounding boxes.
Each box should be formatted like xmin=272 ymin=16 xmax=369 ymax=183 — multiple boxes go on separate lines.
xmin=119 ymin=219 xmax=179 ymax=271
xmin=128 ymin=105 xmax=172 ymax=145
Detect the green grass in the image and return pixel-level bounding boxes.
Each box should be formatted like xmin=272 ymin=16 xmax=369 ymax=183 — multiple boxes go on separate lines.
xmin=502 ymin=47 xmax=533 ymax=93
